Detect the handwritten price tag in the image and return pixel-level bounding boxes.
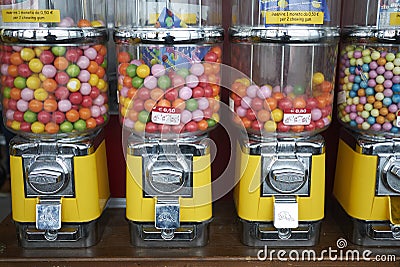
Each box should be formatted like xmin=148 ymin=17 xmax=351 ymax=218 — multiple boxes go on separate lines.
xmin=283 ymin=108 xmax=311 ymax=126
xmin=151 ymin=106 xmax=181 ymax=126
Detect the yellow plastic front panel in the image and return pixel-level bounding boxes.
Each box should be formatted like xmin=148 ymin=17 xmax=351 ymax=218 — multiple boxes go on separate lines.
xmin=11 ymin=140 xmax=110 ymax=223
xmin=126 ymin=154 xmax=212 ymax=222
xmin=333 ymin=139 xmax=388 ymax=221
xmin=235 ymin=148 xmax=325 ymax=222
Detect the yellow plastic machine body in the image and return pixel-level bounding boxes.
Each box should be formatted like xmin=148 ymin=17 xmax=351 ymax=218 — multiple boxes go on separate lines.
xmin=234 ymin=141 xmax=325 ymax=222
xmin=126 ymin=153 xmax=212 ymax=223
xmin=11 ymin=139 xmax=110 ymax=224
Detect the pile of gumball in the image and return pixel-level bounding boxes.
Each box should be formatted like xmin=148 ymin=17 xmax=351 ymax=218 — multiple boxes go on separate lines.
xmin=230 ymin=72 xmax=334 ymax=136
xmin=58 ymin=17 xmax=105 ymax=28
xmin=117 ymin=46 xmax=222 ymax=135
xmin=338 ymin=45 xmax=400 ymax=134
xmin=0 ymin=44 xmax=108 ymax=135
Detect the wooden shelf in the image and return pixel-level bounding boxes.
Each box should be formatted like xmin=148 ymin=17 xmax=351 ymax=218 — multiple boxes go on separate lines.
xmin=0 ymin=198 xmax=399 ymax=267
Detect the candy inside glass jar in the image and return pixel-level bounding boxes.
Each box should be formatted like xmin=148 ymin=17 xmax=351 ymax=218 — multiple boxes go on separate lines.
xmin=229 ymin=42 xmax=337 ymax=138
xmin=117 ymin=44 xmax=222 ymax=137
xmin=337 ymin=45 xmax=400 ymax=136
xmin=0 ymin=43 xmax=109 ymax=137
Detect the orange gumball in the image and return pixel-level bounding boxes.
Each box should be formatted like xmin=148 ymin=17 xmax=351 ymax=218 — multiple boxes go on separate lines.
xmin=86 ymin=117 xmax=97 ymax=129
xmin=291 ymin=125 xmax=305 ymax=133
xmin=77 ymin=19 xmax=91 ymax=27
xmin=7 ymin=65 xmax=18 ymax=77
xmin=54 ymin=57 xmax=69 ymax=71
xmin=66 ymin=109 xmax=80 ymax=122
xmin=10 ymin=87 xmax=21 ymax=100
xmin=264 ymin=97 xmax=277 ymax=111
xmin=79 ymin=107 xmax=92 ymax=120
xmin=42 ymin=78 xmax=58 ymax=92
xmin=45 ymin=122 xmax=59 ymax=134
xmin=28 ymin=99 xmax=43 ymax=113
xmin=10 ymin=52 xmax=23 ymax=66
xmin=198 ymin=120 xmax=209 ymax=131
xmin=292 ymin=97 xmax=307 ymax=109
xmin=144 ymin=99 xmax=156 ymax=112
xmin=157 ymin=99 xmax=171 ymax=107
xmin=43 ymin=99 xmax=58 ymax=112
xmin=117 ymin=51 xmax=131 ymax=63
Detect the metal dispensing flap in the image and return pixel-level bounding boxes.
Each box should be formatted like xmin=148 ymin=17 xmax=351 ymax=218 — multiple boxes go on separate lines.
xmin=229 ymin=26 xmax=339 ymax=44
xmin=114 ymin=27 xmax=224 ymax=44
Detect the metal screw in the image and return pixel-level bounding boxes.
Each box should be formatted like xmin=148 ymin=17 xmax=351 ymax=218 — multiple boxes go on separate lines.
xmin=278 ymin=228 xmax=292 ymax=240
xmin=161 ymin=229 xmax=175 ymax=240
xmin=44 ymin=230 xmax=58 ymax=241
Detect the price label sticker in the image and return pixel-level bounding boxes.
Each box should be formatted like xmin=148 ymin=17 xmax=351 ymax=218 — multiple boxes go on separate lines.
xmin=283 ymin=108 xmax=311 ymax=126
xmin=152 ymin=106 xmax=181 ymax=126
xmin=2 ymin=9 xmax=60 ymax=23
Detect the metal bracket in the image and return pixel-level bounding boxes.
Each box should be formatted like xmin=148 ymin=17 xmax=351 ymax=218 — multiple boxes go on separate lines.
xmin=155 ymin=198 xmax=180 ymax=240
xmin=274 ymin=196 xmax=299 ymax=231
xmin=36 ymin=199 xmax=62 ymax=241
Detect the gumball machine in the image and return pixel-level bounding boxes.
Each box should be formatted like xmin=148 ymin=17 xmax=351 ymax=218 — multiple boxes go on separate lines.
xmin=230 ymin=0 xmax=341 ymax=246
xmin=0 ymin=0 xmax=110 ymax=248
xmin=114 ymin=0 xmax=222 ymax=247
xmin=334 ymin=0 xmax=400 ymax=246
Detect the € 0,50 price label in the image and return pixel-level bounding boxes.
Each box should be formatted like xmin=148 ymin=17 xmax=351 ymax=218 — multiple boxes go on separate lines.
xmin=283 ymin=108 xmax=311 ymax=126
xmin=152 ymin=106 xmax=181 ymax=126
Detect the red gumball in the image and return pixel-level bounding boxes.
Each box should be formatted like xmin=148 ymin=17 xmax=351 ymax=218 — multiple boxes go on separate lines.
xmin=52 ymin=111 xmax=65 ymax=124
xmin=69 ymin=92 xmax=83 ymax=105
xmin=55 ymin=72 xmax=70 ymax=85
xmin=278 ymin=98 xmax=293 ymax=110
xmin=145 ymin=122 xmax=158 ymax=133
xmin=185 ymin=121 xmax=198 ymax=132
xmin=277 ymin=122 xmax=291 ymax=132
xmin=20 ymin=122 xmax=31 ymax=132
xmin=172 ymin=123 xmax=184 ymax=134
xmin=204 ymin=52 xmax=218 ymax=62
xmin=192 ymin=87 xmax=205 ymax=98
xmin=8 ymin=99 xmax=17 ymax=111
xmin=65 ymin=48 xmax=80 ymax=63
xmin=55 ymin=86 xmax=70 ymax=100
xmin=17 ymin=64 xmax=32 ymax=78
xmin=304 ymin=121 xmax=316 ymax=131
xmin=314 ymin=119 xmax=325 ymax=129
xmin=81 ymin=96 xmax=93 ymax=108
xmin=13 ymin=110 xmax=24 ymax=122
xmin=95 ymin=54 xmax=104 ymax=65
xmin=164 ymin=88 xmax=178 ymax=101
xmin=38 ymin=111 xmax=51 ymax=124
xmin=203 ymin=85 xmax=213 ymax=97
xmin=1 ymin=52 xmax=11 ymax=64
xmin=246 ymin=109 xmax=256 ymax=121
xmin=306 ymin=97 xmax=318 ymax=109
xmin=4 ymin=76 xmax=14 ymax=87
xmin=95 ymin=116 xmax=105 ymax=125
xmin=251 ymin=120 xmax=262 ymax=131
xmin=39 ymin=50 xmax=55 ymax=65
xmin=90 ymin=86 xmax=100 ymax=99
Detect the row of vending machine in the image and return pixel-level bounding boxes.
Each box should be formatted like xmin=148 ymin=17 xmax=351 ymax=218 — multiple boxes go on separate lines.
xmin=1 ymin=0 xmax=400 ymax=249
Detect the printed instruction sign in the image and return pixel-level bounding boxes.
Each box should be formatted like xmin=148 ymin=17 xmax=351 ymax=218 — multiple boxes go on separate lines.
xmin=260 ymin=0 xmax=330 ymax=25
xmin=378 ymin=0 xmax=400 ymax=27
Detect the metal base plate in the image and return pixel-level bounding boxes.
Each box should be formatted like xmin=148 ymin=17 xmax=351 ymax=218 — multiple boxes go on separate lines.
xmin=239 ymin=219 xmax=321 ymax=247
xmin=15 ymin=217 xmax=105 ymax=248
xmin=129 ymin=220 xmax=211 ymax=248
xmin=333 ymin=200 xmax=400 ymax=246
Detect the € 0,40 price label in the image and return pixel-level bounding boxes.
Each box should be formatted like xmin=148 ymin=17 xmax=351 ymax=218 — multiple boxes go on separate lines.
xmin=283 ymin=108 xmax=311 ymax=126
xmin=151 ymin=106 xmax=181 ymax=126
